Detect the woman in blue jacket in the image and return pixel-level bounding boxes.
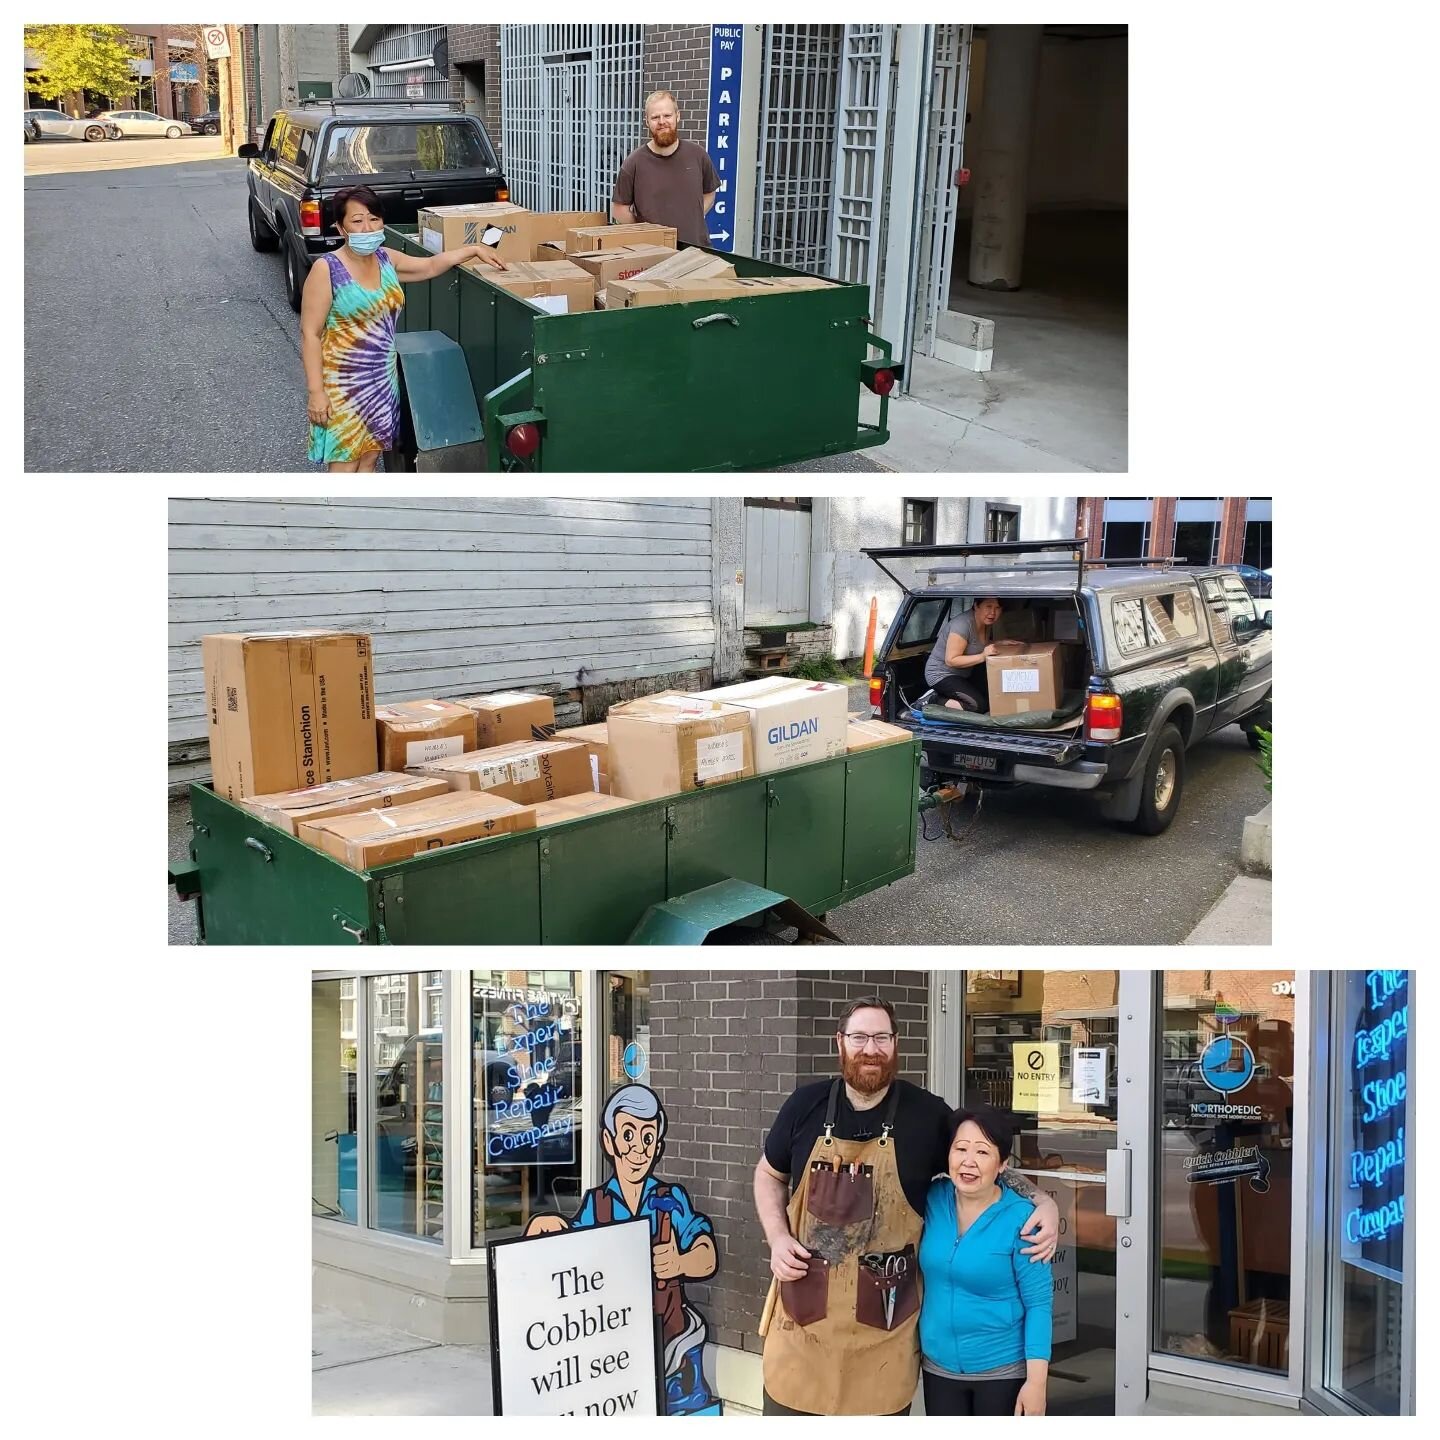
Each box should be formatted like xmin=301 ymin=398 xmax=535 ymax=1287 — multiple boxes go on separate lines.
xmin=918 ymin=1105 xmax=1052 ymax=1415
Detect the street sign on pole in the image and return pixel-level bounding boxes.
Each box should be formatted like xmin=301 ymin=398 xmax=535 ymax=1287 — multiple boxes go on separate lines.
xmin=203 ymin=26 xmax=231 ymax=60
xmin=705 ymin=25 xmax=744 ymax=252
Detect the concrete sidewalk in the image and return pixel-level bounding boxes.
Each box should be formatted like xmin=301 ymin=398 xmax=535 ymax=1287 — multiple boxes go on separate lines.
xmin=313 ymin=1311 xmax=492 ymax=1416
xmin=1183 ymin=875 xmax=1271 ymax=945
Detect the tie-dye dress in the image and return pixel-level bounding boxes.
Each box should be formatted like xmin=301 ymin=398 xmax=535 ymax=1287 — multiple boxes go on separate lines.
xmin=307 ymin=248 xmax=405 ymax=464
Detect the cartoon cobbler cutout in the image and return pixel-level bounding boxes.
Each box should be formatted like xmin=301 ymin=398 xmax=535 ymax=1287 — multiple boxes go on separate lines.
xmin=524 ymin=1084 xmax=722 ymax=1415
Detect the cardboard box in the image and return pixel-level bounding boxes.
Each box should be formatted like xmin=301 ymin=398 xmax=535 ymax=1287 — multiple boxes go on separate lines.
xmin=568 ymin=244 xmax=679 ymax=290
xmin=455 ymin=691 xmax=556 ymax=749
xmin=690 ymin=676 xmax=849 ymax=774
xmin=530 ymin=209 xmax=608 ymax=252
xmin=300 ymin=791 xmax=535 ymax=871
xmin=411 ymin=737 xmax=591 ymax=806
xmin=986 ymin=641 xmax=1065 ymax=716
xmin=469 ymin=259 xmax=595 ymax=314
xmin=526 ymin=792 xmax=636 ymax=828
xmin=561 ymin=722 xmax=610 ymax=793
xmin=417 ymin=202 xmax=535 ymax=262
xmin=374 ymin=699 xmax=477 ymax=771
xmin=640 ymin=248 xmax=738 ymax=283
xmin=606 ymin=691 xmax=754 ymax=802
xmin=565 ymin=222 xmax=677 ymax=254
xmin=201 ymin=630 xmax=376 ymax=800
xmin=607 ymin=277 xmax=751 ymax=310
xmin=844 ymin=718 xmax=915 ymax=754
xmin=240 ymin=771 xmax=450 ymax=837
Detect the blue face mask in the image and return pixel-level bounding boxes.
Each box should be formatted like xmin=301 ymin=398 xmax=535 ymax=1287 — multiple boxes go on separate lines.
xmin=345 ymin=229 xmax=384 ymax=256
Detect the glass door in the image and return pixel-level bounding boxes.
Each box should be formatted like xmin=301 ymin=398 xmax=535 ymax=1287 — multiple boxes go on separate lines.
xmin=940 ymin=971 xmax=1153 ymax=1415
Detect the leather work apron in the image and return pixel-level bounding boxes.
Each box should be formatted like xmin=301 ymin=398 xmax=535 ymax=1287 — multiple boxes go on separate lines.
xmin=596 ymin=1184 xmax=687 ymax=1347
xmin=762 ymin=1080 xmax=924 ymax=1415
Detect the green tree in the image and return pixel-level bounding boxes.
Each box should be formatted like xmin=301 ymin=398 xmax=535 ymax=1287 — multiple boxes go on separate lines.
xmin=24 ymin=24 xmax=139 ymax=108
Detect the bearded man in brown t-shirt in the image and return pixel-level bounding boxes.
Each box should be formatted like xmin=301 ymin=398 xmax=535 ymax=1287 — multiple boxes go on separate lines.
xmin=612 ymin=90 xmax=720 ymax=247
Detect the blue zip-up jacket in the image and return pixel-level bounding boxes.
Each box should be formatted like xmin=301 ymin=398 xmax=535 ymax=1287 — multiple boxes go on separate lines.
xmin=918 ymin=1178 xmax=1053 ymax=1373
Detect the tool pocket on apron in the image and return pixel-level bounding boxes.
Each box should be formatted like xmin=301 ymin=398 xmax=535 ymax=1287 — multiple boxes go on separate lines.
xmin=855 ymin=1245 xmax=919 ymax=1332
xmin=806 ymin=1160 xmax=876 ymax=1228
xmin=781 ymin=1256 xmax=830 ymax=1327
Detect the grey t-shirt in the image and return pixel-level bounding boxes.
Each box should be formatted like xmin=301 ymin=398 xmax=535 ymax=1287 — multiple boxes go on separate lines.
xmin=613 ymin=140 xmax=720 ymax=246
xmin=925 ymin=609 xmax=984 ymax=687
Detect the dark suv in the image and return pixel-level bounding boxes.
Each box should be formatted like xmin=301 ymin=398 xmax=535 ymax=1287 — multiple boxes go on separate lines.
xmin=865 ymin=540 xmax=1273 ymax=834
xmin=240 ymin=99 xmax=508 ymax=311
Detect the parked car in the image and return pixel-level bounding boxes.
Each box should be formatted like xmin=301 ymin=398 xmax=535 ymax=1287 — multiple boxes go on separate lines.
xmin=239 ymin=99 xmax=508 ymax=311
xmin=866 ymin=539 xmax=1274 ymax=834
xmin=189 ymin=111 xmax=221 ymax=136
xmin=1233 ymin=564 xmax=1272 ymax=600
xmin=98 ymin=109 xmax=193 ymax=138
xmin=24 ymin=108 xmax=118 ymax=142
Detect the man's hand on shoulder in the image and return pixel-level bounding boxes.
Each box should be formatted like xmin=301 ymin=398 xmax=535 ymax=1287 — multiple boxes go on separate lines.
xmin=1019 ymin=1193 xmax=1060 ymax=1262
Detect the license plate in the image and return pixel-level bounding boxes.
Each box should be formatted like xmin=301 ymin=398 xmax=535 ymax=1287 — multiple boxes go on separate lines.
xmin=957 ymin=754 xmax=997 ymax=773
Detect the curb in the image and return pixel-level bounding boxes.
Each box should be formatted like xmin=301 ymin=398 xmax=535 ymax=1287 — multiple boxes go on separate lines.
xmin=1241 ymin=801 xmax=1272 ymax=876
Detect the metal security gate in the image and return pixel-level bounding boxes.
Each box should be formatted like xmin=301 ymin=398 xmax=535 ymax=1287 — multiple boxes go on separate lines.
xmin=911 ymin=24 xmax=973 ymax=358
xmin=753 ymin=25 xmax=844 ymax=272
xmin=366 ymin=24 xmax=450 ymax=102
xmin=743 ymin=500 xmax=812 ymax=626
xmin=828 ymin=25 xmax=893 ymax=301
xmin=500 ymin=24 xmax=643 ymax=213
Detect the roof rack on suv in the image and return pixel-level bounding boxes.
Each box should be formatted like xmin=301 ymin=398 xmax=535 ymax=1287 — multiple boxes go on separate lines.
xmin=1084 ymin=555 xmax=1181 ymax=570
xmin=864 ymin=538 xmax=1089 ymax=592
xmin=297 ymin=97 xmax=465 ymax=113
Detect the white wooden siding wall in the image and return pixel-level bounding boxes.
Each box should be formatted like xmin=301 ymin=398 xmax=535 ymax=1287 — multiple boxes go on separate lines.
xmin=169 ymin=497 xmax=716 ymax=767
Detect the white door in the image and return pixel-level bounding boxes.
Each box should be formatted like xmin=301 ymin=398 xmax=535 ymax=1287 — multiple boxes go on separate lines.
xmin=743 ymin=501 xmax=812 ymax=626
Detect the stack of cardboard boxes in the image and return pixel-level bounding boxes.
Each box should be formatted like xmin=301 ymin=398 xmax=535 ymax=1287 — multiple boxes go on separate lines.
xmin=205 ymin=629 xmax=912 ymax=873
xmin=411 ymin=200 xmax=836 ymax=315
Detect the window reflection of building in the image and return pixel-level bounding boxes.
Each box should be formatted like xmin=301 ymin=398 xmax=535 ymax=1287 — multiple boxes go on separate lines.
xmin=1157 ymin=971 xmax=1295 ymax=1374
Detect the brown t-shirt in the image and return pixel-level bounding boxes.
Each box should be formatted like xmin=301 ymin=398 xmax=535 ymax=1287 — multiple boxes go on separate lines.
xmin=612 ymin=140 xmax=720 ymax=246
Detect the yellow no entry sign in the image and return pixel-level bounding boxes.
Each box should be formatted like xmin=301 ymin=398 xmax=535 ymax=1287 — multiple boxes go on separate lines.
xmin=1012 ymin=1041 xmax=1061 ymax=1112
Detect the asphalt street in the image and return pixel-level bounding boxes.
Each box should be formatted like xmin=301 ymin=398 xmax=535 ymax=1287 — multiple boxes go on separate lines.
xmin=26 ymin=145 xmax=884 ymax=473
xmin=166 ymin=689 xmax=1266 ymax=945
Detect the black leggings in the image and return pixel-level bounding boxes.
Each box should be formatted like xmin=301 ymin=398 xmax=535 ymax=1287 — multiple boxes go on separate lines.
xmin=931 ymin=669 xmax=990 ymax=713
xmin=921 ymin=1370 xmax=1024 ymax=1416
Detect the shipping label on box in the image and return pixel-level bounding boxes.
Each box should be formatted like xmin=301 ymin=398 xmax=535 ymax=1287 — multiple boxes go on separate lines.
xmin=202 ymin=630 xmax=377 ymax=800
xmin=375 ymin=699 xmax=477 ymax=772
xmin=240 ymin=771 xmax=450 ymax=837
xmin=561 ymin=722 xmax=610 ymax=793
xmin=690 ymin=676 xmax=849 ymax=774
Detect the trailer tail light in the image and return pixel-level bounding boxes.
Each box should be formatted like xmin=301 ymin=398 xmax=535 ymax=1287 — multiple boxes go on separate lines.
xmin=300 ymin=199 xmax=322 ymax=236
xmin=1086 ymin=691 xmax=1123 ymax=743
xmin=868 ymin=675 xmax=885 ymax=714
xmin=496 ymin=187 xmax=510 ymax=202
xmin=506 ymin=423 xmax=541 ymax=461
xmin=865 ymin=367 xmax=897 ymax=397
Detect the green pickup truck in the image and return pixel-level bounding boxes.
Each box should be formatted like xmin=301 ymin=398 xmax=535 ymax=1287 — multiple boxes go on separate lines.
xmin=865 ymin=540 xmax=1273 ymax=834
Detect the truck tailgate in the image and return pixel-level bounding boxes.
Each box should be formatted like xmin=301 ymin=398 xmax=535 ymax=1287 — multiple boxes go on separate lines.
xmin=915 ymin=722 xmax=1086 ymax=775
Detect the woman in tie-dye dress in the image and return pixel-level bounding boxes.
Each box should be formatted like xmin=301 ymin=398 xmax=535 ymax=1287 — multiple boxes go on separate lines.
xmin=300 ymin=185 xmax=507 ymax=471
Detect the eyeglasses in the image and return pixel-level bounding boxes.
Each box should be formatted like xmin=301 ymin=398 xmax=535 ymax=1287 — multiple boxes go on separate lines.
xmin=843 ymin=1032 xmax=897 ymax=1050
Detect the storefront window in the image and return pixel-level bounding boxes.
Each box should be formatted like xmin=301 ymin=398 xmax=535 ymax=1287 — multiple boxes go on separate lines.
xmin=369 ymin=973 xmax=444 ymax=1244
xmin=605 ymin=972 xmax=651 ymax=1089
xmin=1323 ymin=970 xmax=1409 ymax=1414
xmin=312 ymin=979 xmax=358 ymax=1224
xmin=473 ymin=972 xmax=582 ymax=1246
xmin=1156 ymin=971 xmax=1295 ymax=1372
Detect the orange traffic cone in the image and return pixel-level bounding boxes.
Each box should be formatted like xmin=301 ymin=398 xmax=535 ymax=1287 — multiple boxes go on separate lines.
xmin=862 ymin=597 xmax=878 ymax=678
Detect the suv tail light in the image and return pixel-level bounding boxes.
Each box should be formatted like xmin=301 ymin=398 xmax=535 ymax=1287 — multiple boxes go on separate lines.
xmin=868 ymin=674 xmax=885 ymax=714
xmin=496 ymin=187 xmax=510 ymax=202
xmin=1085 ymin=690 xmax=1122 ymax=743
xmin=299 ymin=199 xmax=322 ymax=236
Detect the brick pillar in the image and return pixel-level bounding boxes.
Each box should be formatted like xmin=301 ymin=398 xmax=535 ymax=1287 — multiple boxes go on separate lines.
xmin=1150 ymin=497 xmax=1177 ymax=559
xmin=1217 ymin=497 xmax=1248 ymax=565
xmin=1076 ymin=497 xmax=1106 ymax=561
xmin=642 ymin=24 xmax=713 ymax=144
xmin=336 ymin=25 xmax=350 ymax=78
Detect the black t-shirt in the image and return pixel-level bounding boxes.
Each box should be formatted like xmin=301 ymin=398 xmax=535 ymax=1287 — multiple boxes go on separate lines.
xmin=763 ymin=1078 xmax=953 ymax=1218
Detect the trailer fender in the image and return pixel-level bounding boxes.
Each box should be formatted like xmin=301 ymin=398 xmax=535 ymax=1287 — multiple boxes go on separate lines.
xmin=628 ymin=878 xmax=841 ymax=945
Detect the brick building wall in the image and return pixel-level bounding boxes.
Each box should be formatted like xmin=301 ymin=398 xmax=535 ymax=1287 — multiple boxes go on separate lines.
xmin=446 ymin=24 xmax=504 ymax=160
xmin=336 ymin=25 xmax=350 ymax=78
xmin=648 ymin=969 xmax=930 ymax=1356
xmin=642 ymin=24 xmax=712 ymax=144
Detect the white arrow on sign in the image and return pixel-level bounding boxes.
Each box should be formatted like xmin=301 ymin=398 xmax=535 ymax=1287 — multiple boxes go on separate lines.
xmin=709 ymin=230 xmax=730 ymax=243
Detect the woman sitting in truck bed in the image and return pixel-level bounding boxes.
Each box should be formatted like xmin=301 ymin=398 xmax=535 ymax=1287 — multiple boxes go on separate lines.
xmin=924 ymin=596 xmax=1003 ymax=713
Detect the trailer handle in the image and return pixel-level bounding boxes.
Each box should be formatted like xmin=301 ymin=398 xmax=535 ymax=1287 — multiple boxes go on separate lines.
xmin=244 ymin=836 xmax=275 ymax=863
xmin=692 ymin=312 xmax=739 ymax=330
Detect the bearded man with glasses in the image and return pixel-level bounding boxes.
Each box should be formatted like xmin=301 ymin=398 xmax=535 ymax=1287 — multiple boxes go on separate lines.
xmin=752 ymin=996 xmax=1058 ymax=1415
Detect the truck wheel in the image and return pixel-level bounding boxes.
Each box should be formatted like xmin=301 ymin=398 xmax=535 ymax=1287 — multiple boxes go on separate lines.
xmin=248 ymin=196 xmax=279 ymax=253
xmin=283 ymin=234 xmax=308 ymax=312
xmin=1244 ymin=728 xmax=1264 ymax=751
xmin=1130 ymin=724 xmax=1185 ymax=835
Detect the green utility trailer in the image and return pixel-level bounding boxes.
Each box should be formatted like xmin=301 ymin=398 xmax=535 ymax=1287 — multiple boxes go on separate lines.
xmin=172 ymin=740 xmax=919 ymax=945
xmin=383 ymin=227 xmax=902 ymax=472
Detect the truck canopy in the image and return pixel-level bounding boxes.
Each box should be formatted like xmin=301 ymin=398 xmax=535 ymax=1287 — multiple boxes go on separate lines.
xmin=863 ymin=539 xmax=1089 ymax=597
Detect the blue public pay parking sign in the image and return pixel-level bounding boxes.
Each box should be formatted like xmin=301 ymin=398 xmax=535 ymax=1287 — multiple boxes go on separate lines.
xmin=705 ymin=25 xmax=744 ymax=252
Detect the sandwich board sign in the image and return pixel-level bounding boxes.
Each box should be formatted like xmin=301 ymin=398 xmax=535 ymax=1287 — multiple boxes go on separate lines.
xmin=488 ymin=1217 xmax=662 ymax=1416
